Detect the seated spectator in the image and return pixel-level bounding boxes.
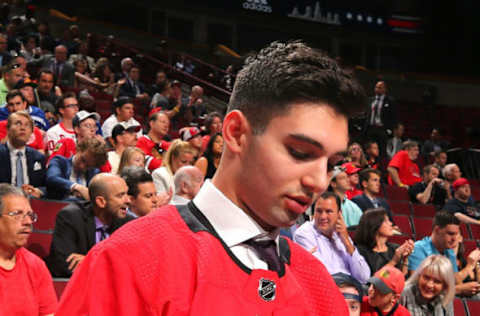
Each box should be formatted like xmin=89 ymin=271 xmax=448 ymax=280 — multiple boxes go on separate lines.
xmin=35 ymin=69 xmax=60 ymax=114
xmin=343 ymin=162 xmax=363 ymax=200
xmin=68 ymin=40 xmax=95 ymax=73
xmin=0 ymin=184 xmax=57 ymax=315
xmin=0 ymin=92 xmax=46 ymax=154
xmin=400 ymin=255 xmax=455 ymax=316
xmin=180 ymin=126 xmax=202 ymax=159
xmin=195 ymin=132 xmax=223 ymax=179
xmin=433 ymin=150 xmax=447 ymax=179
xmin=361 ymin=266 xmax=409 ymax=316
xmin=109 ymin=122 xmax=141 ymax=174
xmin=121 ymin=166 xmax=159 ymax=217
xmin=101 ymin=97 xmax=141 ymax=142
xmin=118 ymin=65 xmax=149 ymax=103
xmin=386 ymin=123 xmax=404 ymax=159
xmin=46 ymin=173 xmax=134 ymax=277
xmin=409 ymin=164 xmax=450 ymax=207
xmin=48 ymin=110 xmax=102 ymax=163
xmin=0 ymin=89 xmax=48 ymax=130
xmin=152 ymin=140 xmax=195 ymax=195
xmin=453 ymin=234 xmax=480 ymax=298
xmin=352 ymin=169 xmax=395 ymax=222
xmin=115 ymin=57 xmax=133 ymax=81
xmin=442 ymin=163 xmax=462 ymax=188
xmin=354 ymin=208 xmax=414 ymax=275
xmin=387 ymin=140 xmax=422 ymax=188
xmin=0 ymin=33 xmax=13 ymax=67
xmin=201 ymin=111 xmax=223 ymax=151
xmin=46 ymin=92 xmax=78 ymax=155
xmin=0 ymin=111 xmax=45 ymax=197
xmin=329 ymin=166 xmax=363 ymax=227
xmin=46 ymin=138 xmax=107 ymax=200
xmin=408 ymin=211 xmax=459 ymax=273
xmin=294 ymin=192 xmax=371 ymax=283
xmin=0 ymin=62 xmax=24 ymax=105
xmin=345 ymin=142 xmax=368 ymax=169
xmin=333 ymin=273 xmax=364 ymax=316
xmin=92 ymin=61 xmax=118 ymax=95
xmin=148 ymin=70 xmax=168 ymax=96
xmin=364 ymin=141 xmax=379 ymax=169
xmin=170 ymin=166 xmax=204 ymax=205
xmin=20 ymin=34 xmax=41 ymax=62
xmin=136 ymin=111 xmax=170 ymax=170
xmin=117 ymin=147 xmax=146 ymax=175
xmin=29 ymin=44 xmax=75 ymax=88
xmin=422 ymin=128 xmax=449 ymax=160
xmin=182 ymin=85 xmax=206 ymax=120
xmin=149 ymin=82 xmax=182 ymax=119
xmin=444 ymin=178 xmax=480 ymax=225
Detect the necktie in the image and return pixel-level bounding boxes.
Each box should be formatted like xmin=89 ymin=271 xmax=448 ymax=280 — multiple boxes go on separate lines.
xmin=371 ymin=96 xmax=379 ymax=125
xmin=96 ymin=226 xmax=108 ymax=242
xmin=16 ymin=151 xmax=24 ymax=187
xmin=245 ymin=238 xmax=282 ymax=273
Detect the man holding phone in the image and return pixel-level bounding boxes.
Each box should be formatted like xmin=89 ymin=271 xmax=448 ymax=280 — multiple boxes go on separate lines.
xmin=294 ymin=191 xmax=371 ymax=283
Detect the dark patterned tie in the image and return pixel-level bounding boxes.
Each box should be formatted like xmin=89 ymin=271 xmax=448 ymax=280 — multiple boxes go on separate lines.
xmin=245 ymin=238 xmax=282 ymax=273
xmin=16 ymin=151 xmax=24 ymax=187
xmin=96 ymin=226 xmax=107 ymax=242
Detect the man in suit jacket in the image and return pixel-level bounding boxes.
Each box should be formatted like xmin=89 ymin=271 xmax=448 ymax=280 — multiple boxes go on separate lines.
xmin=46 ymin=138 xmax=107 ymax=200
xmin=364 ymin=81 xmax=397 ymax=157
xmin=118 ymin=65 xmax=149 ymax=101
xmin=0 ymin=111 xmax=45 ymax=197
xmin=47 ymin=173 xmax=134 ymax=277
xmin=28 ymin=45 xmax=75 ymax=88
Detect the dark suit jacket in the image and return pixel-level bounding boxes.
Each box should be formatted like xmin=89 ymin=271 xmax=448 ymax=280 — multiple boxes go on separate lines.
xmin=0 ymin=144 xmax=46 ymax=188
xmin=29 ymin=55 xmax=75 ymax=88
xmin=46 ymin=156 xmax=99 ymax=200
xmin=352 ymin=193 xmax=394 ymax=221
xmin=364 ymin=95 xmax=397 ymax=131
xmin=118 ymin=79 xmax=146 ymax=98
xmin=46 ymin=201 xmax=134 ymax=277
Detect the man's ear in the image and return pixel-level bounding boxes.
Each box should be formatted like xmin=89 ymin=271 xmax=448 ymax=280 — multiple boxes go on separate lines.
xmin=222 ymin=110 xmax=250 ymax=154
xmin=95 ymin=195 xmax=107 ymax=208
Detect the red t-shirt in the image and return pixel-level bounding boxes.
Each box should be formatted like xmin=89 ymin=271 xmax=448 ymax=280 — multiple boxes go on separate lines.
xmin=346 ymin=188 xmax=363 ymax=200
xmin=0 ymin=120 xmax=45 ymax=151
xmin=201 ymin=135 xmax=210 ymax=152
xmin=388 ymin=150 xmax=421 ymax=186
xmin=361 ymin=297 xmax=411 ymax=316
xmin=136 ymin=135 xmax=170 ymax=171
xmin=0 ymin=247 xmax=57 ymax=315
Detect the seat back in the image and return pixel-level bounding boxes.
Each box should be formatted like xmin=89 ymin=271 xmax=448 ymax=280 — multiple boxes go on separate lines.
xmin=30 ymin=198 xmax=69 ymax=232
xmin=412 ymin=204 xmax=436 ymax=217
xmin=392 ymin=215 xmax=413 ymax=237
xmin=389 ymin=200 xmax=412 ymax=215
xmin=384 ymin=185 xmax=409 ymax=201
xmin=465 ymin=299 xmax=480 ymax=316
xmin=412 ymin=217 xmax=433 ymax=240
xmin=453 ymin=298 xmax=466 ymax=316
xmin=53 ymin=278 xmax=69 ymax=300
xmin=26 ymin=232 xmax=53 ymax=259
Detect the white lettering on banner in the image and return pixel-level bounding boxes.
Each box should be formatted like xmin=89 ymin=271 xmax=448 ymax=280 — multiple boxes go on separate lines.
xmin=242 ymin=0 xmax=272 ymax=13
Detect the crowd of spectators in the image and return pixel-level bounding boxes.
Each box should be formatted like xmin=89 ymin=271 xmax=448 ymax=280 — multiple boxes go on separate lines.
xmin=1 ymin=4 xmax=480 ymax=315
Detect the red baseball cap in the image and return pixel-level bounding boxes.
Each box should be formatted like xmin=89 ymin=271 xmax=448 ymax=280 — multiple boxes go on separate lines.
xmin=180 ymin=127 xmax=201 ymax=141
xmin=368 ymin=266 xmax=405 ymax=295
xmin=342 ymin=162 xmax=361 ymax=175
xmin=453 ymin=178 xmax=470 ymax=191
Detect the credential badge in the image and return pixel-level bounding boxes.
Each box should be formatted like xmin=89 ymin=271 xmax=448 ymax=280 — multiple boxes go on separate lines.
xmin=258 ymin=278 xmax=276 ymax=301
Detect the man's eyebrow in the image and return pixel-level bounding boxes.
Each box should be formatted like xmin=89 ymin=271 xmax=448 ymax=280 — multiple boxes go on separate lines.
xmin=288 ymin=133 xmax=346 ymax=155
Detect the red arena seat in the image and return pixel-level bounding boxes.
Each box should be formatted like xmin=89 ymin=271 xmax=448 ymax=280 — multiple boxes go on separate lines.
xmin=26 ymin=232 xmax=53 ymax=259
xmin=463 ymin=240 xmax=478 ymax=256
xmin=412 ymin=204 xmax=436 ymax=217
xmin=392 ymin=215 xmax=413 ymax=237
xmin=388 ymin=200 xmax=411 ymax=216
xmin=384 ymin=185 xmax=409 ymax=201
xmin=453 ymin=298 xmax=467 ymax=316
xmin=469 ymin=224 xmax=480 ymax=240
xmin=30 ymin=198 xmax=69 ymax=232
xmin=388 ymin=234 xmax=411 ymax=245
xmin=53 ymin=279 xmax=69 ymax=300
xmin=412 ymin=217 xmax=433 ymax=240
xmin=465 ymin=299 xmax=480 ymax=316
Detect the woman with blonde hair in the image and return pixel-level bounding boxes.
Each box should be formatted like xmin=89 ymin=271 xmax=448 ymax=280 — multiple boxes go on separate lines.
xmin=345 ymin=142 xmax=368 ymax=168
xmin=152 ymin=139 xmax=196 ymax=194
xmin=117 ymin=147 xmax=145 ymax=175
xmin=400 ymin=255 xmax=455 ymax=316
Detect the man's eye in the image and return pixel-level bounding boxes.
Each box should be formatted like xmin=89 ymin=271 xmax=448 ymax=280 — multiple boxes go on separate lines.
xmin=288 ymin=147 xmax=311 ymax=160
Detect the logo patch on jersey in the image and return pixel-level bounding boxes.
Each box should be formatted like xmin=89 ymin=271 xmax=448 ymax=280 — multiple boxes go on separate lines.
xmin=258 ymin=278 xmax=276 ymax=301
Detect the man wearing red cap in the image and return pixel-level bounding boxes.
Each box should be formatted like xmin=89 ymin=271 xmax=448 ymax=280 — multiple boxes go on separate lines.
xmin=343 ymin=162 xmax=363 ymax=200
xmin=361 ymin=266 xmax=410 ymax=316
xmin=444 ymin=178 xmax=480 ymax=225
xmin=180 ymin=126 xmax=202 ymax=158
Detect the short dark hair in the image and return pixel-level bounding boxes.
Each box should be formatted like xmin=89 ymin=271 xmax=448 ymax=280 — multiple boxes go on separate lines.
xmin=38 ymin=68 xmax=54 ymax=79
xmin=204 ymin=112 xmax=223 ymax=133
xmin=423 ymin=164 xmax=439 ymax=176
xmin=433 ymin=211 xmax=460 ymax=229
xmin=315 ymin=191 xmax=341 ymax=211
xmin=121 ymin=166 xmax=153 ymax=198
xmin=6 ymin=89 xmax=25 ymax=103
xmin=56 ymin=91 xmax=77 ymax=109
xmin=354 ymin=208 xmax=388 ymax=248
xmin=227 ymin=41 xmax=366 ymax=134
xmin=434 ymin=150 xmax=446 ymax=159
xmin=364 ymin=140 xmax=377 ymax=150
xmin=359 ymin=168 xmax=381 ymax=189
xmin=113 ymin=96 xmax=133 ymax=114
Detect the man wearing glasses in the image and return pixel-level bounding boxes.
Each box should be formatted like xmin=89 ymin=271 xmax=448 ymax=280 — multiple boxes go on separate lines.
xmin=0 ymin=184 xmax=57 ymax=315
xmin=45 ymin=92 xmax=79 ymax=155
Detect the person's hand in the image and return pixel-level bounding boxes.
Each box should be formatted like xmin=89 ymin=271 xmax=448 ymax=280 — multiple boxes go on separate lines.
xmin=335 ymin=213 xmax=349 ymax=240
xmin=21 ymin=184 xmax=43 ymax=198
xmin=66 ymin=253 xmax=85 ymax=271
xmin=117 ymin=78 xmax=126 ymax=86
xmin=72 ymin=184 xmax=89 ymax=200
xmin=467 ymin=249 xmax=480 ymax=268
xmin=457 ymin=281 xmax=480 ymax=296
xmin=393 ymin=239 xmax=415 ymax=263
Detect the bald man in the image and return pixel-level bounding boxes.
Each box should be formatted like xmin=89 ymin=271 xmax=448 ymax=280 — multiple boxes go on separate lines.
xmin=28 ymin=44 xmax=75 ymax=87
xmin=46 ymin=173 xmax=134 ymax=277
xmin=183 ymin=85 xmax=206 ymax=119
xmin=170 ymin=166 xmax=204 ymax=205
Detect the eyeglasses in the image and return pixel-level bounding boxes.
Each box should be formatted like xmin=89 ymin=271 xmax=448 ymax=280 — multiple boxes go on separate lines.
xmin=5 ymin=211 xmax=38 ymax=222
xmin=64 ymin=104 xmax=79 ymax=108
xmin=80 ymin=123 xmax=98 ymax=130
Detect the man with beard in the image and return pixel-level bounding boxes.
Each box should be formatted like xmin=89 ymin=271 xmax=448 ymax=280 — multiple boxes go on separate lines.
xmin=47 ymin=173 xmax=134 ymax=277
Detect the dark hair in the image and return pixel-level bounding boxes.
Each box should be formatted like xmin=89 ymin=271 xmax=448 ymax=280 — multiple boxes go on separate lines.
xmin=38 ymin=68 xmax=54 ymax=79
xmin=56 ymin=91 xmax=77 ymax=109
xmin=359 ymin=168 xmax=381 ymax=189
xmin=394 ymin=122 xmax=404 ymax=130
xmin=314 ymin=191 xmax=341 ymax=212
xmin=227 ymin=41 xmax=366 ymax=134
xmin=364 ymin=140 xmax=378 ymax=150
xmin=434 ymin=211 xmax=460 ymax=229
xmin=121 ymin=166 xmax=153 ymax=198
xmin=354 ymin=208 xmax=388 ymax=248
xmin=423 ymin=164 xmax=439 ymax=176
xmin=434 ymin=150 xmax=446 ymax=159
xmin=114 ymin=96 xmax=133 ymax=112
xmin=203 ymin=132 xmax=222 ymax=165
xmin=204 ymin=112 xmax=223 ymax=134
xmin=6 ymin=89 xmax=25 ymax=102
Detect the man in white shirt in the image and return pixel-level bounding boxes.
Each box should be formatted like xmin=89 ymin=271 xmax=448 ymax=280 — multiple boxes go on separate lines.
xmin=170 ymin=166 xmax=204 ymax=205
xmin=56 ymin=41 xmax=366 ymax=315
xmin=101 ymin=96 xmax=141 ymax=144
xmin=46 ymin=92 xmax=78 ymax=154
xmin=109 ymin=122 xmax=141 ymax=174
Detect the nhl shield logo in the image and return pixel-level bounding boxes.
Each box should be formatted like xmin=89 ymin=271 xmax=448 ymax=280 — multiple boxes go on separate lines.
xmin=258 ymin=278 xmax=276 ymax=301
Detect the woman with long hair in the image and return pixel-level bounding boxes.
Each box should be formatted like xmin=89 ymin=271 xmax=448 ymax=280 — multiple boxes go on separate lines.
xmin=195 ymin=133 xmax=223 ymax=179
xmin=201 ymin=112 xmax=223 ymax=151
xmin=400 ymin=255 xmax=455 ymax=316
xmin=346 ymin=142 xmax=368 ymax=169
xmin=354 ymin=208 xmax=414 ymax=275
xmin=117 ymin=147 xmax=145 ymax=175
